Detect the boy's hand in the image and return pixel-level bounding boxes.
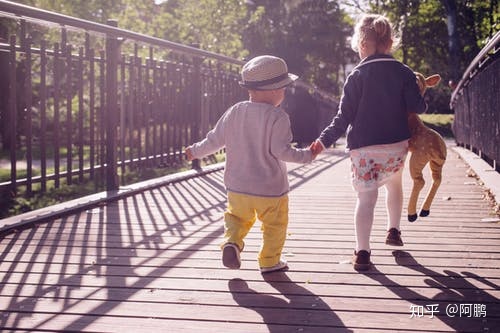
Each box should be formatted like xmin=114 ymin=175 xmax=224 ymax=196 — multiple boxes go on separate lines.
xmin=185 ymin=146 xmax=194 ymax=161
xmin=309 ymin=140 xmax=324 ymax=158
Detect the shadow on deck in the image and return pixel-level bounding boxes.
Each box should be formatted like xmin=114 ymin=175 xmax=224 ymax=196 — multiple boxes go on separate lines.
xmin=1 ymin=145 xmax=499 ymax=332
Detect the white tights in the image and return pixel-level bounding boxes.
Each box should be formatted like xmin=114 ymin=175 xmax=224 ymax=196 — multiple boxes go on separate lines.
xmin=354 ymin=169 xmax=404 ymax=252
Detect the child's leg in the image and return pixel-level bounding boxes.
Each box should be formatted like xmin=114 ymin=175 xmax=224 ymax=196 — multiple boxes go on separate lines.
xmin=355 ymin=189 xmax=378 ymax=252
xmin=223 ymin=192 xmax=257 ymax=251
xmin=384 ymin=169 xmax=404 ymax=230
xmin=256 ymin=195 xmax=289 ymax=268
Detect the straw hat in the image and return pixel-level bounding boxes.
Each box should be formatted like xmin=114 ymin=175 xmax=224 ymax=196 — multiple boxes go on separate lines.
xmin=239 ymin=55 xmax=298 ymax=90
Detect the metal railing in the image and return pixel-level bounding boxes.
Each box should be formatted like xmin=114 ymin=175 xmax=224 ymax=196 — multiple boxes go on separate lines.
xmin=450 ymin=31 xmax=500 ymax=171
xmin=0 ymin=0 xmax=246 ymax=198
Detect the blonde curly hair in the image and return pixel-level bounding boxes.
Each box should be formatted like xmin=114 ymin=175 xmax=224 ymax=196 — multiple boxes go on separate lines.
xmin=351 ymin=14 xmax=400 ymax=54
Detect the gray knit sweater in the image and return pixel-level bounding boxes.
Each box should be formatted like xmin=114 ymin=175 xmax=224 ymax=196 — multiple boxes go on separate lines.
xmin=190 ymin=101 xmax=313 ymax=197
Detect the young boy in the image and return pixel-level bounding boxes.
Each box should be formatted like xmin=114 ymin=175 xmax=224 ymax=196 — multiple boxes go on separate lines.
xmin=185 ymin=55 xmax=315 ymax=273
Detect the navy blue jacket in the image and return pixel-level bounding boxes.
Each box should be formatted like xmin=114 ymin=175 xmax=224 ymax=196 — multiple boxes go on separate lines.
xmin=319 ymin=54 xmax=427 ymax=150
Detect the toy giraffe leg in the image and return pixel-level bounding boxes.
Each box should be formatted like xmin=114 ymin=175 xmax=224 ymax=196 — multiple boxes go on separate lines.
xmin=408 ymin=153 xmax=427 ymax=222
xmin=419 ymin=158 xmax=445 ymax=216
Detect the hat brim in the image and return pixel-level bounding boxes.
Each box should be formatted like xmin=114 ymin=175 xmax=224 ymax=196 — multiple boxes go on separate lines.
xmin=239 ymin=73 xmax=298 ymax=90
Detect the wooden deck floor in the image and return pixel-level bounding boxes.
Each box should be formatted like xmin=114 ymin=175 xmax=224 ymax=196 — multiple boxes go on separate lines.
xmin=1 ymin=145 xmax=499 ymax=332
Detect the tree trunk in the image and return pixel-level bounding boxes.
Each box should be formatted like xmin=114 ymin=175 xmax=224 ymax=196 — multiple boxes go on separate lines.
xmin=440 ymin=0 xmax=460 ymax=87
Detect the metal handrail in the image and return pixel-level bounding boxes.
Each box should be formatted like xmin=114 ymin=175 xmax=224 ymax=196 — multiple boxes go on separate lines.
xmin=450 ymin=30 xmax=500 ymax=108
xmin=0 ymin=0 xmax=248 ymax=195
xmin=0 ymin=0 xmax=244 ymax=66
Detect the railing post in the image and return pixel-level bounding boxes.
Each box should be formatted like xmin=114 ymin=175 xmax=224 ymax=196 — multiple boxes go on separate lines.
xmin=105 ymin=20 xmax=120 ymax=191
xmin=191 ymin=44 xmax=202 ymax=170
xmin=8 ymin=35 xmax=17 ymax=194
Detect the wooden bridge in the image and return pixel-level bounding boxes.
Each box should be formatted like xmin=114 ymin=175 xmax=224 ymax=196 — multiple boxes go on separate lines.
xmin=0 ymin=2 xmax=499 ymax=332
xmin=1 ymin=142 xmax=499 ymax=332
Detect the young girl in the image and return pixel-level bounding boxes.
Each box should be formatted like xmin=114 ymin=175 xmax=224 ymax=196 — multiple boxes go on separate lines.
xmin=311 ymin=14 xmax=427 ymax=271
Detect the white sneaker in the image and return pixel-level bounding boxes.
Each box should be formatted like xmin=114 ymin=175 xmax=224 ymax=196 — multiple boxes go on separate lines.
xmin=222 ymin=243 xmax=241 ymax=269
xmin=260 ymin=260 xmax=288 ymax=273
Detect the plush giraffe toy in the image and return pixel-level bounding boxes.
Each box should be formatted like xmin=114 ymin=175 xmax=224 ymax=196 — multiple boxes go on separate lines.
xmin=407 ymin=72 xmax=447 ymax=222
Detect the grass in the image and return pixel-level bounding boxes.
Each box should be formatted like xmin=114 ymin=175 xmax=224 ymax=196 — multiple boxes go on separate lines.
xmin=0 ymin=152 xmax=226 ymax=219
xmin=0 ymin=168 xmax=41 ymax=182
xmin=419 ymin=113 xmax=454 ymax=138
xmin=0 ymin=180 xmax=105 ymax=218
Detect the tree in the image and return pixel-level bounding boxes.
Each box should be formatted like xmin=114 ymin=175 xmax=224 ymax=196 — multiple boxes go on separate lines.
xmin=13 ymin=0 xmax=125 ymax=23
xmin=153 ymin=0 xmax=250 ymax=60
xmin=8 ymin=0 xmax=497 ymax=112
xmin=361 ymin=0 xmax=498 ymax=113
xmin=243 ymin=0 xmax=354 ymax=95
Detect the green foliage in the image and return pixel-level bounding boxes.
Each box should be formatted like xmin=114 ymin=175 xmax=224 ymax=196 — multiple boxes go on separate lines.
xmin=0 ymin=168 xmax=40 ymax=182
xmin=0 ymin=168 xmax=10 ymax=181
xmin=158 ymin=0 xmax=249 ymax=59
xmin=15 ymin=0 xmax=126 ymax=23
xmin=364 ymin=0 xmax=498 ymax=113
xmin=243 ymin=0 xmax=354 ymax=94
xmin=0 ymin=179 xmax=102 ymax=218
xmin=420 ymin=113 xmax=454 ymax=138
xmin=0 ymin=160 xmax=194 ymax=218
xmin=9 ymin=0 xmax=497 ymax=100
xmin=120 ymin=163 xmax=190 ymax=185
xmin=459 ymin=0 xmax=499 ymax=49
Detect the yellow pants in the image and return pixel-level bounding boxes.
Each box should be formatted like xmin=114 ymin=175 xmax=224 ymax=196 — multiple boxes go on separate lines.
xmin=223 ymin=191 xmax=289 ymax=268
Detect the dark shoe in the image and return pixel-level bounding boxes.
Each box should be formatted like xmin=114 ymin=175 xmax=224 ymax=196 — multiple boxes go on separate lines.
xmin=222 ymin=243 xmax=241 ymax=269
xmin=408 ymin=214 xmax=418 ymax=222
xmin=386 ymin=228 xmax=404 ymax=246
xmin=352 ymin=250 xmax=371 ymax=271
xmin=419 ymin=209 xmax=430 ymax=217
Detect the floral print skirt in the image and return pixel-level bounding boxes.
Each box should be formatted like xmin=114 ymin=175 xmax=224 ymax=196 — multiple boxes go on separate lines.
xmin=349 ymin=140 xmax=409 ymax=192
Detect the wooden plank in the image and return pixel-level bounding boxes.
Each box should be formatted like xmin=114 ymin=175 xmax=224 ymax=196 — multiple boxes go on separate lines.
xmin=1 ymin=295 xmax=498 ymax=332
xmin=2 ymin=269 xmax=499 ymax=302
xmin=1 ymin=284 xmax=499 ymax=316
xmin=0 ymin=147 xmax=499 ymax=333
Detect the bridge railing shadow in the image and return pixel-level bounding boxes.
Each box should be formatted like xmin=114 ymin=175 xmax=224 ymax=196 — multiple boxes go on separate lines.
xmin=0 ymin=150 xmax=345 ymax=331
xmin=1 ymin=168 xmax=227 ymax=330
xmin=362 ymin=250 xmax=500 ymax=332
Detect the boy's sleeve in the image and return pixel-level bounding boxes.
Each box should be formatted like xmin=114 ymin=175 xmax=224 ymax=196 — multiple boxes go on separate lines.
xmin=270 ymin=114 xmax=313 ymax=163
xmin=190 ymin=110 xmax=228 ymax=159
